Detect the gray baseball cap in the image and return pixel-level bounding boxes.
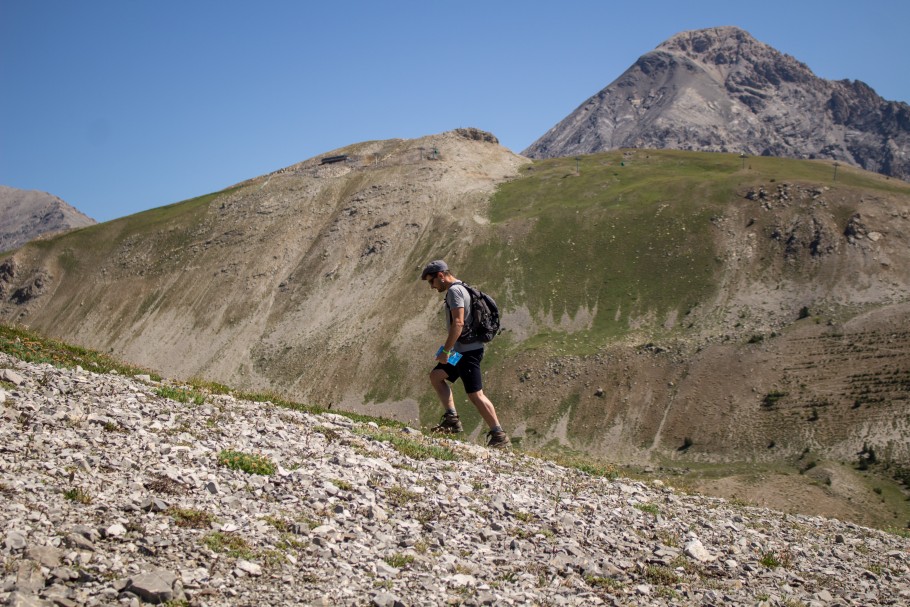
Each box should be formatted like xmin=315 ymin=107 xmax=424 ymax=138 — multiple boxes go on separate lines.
xmin=421 ymin=259 xmax=448 ymax=279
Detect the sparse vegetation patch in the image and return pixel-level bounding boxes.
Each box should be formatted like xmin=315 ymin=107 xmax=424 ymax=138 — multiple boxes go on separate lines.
xmin=217 ymin=450 xmax=276 ymax=476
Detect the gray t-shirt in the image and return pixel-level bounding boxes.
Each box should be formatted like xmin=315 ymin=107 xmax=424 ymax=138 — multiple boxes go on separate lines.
xmin=445 ymin=283 xmax=483 ymax=353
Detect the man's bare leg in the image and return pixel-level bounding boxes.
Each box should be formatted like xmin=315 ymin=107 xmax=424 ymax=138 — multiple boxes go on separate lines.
xmin=466 ymin=389 xmax=500 ymax=429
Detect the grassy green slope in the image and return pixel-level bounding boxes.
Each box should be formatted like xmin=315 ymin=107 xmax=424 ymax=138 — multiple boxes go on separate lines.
xmin=462 ymin=149 xmax=907 ymax=356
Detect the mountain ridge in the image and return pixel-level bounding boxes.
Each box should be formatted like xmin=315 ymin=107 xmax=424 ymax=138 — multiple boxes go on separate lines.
xmin=1 ymin=132 xmax=909 ymax=489
xmin=523 ymin=26 xmax=910 ymax=182
xmin=2 ymin=131 xmax=910 ymax=526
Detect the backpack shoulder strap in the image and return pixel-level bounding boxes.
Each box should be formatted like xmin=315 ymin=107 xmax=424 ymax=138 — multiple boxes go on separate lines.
xmin=445 ymin=281 xmax=467 ymax=310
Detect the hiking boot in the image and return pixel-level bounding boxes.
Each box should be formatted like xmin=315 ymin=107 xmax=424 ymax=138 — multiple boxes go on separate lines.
xmin=486 ymin=429 xmax=511 ymax=449
xmin=431 ymin=412 xmax=463 ymax=434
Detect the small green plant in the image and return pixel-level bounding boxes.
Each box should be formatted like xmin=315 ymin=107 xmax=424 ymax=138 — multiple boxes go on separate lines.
xmin=259 ymin=548 xmax=288 ymax=569
xmin=414 ymin=506 xmax=439 ymax=526
xmin=355 ymin=427 xmax=465 ymax=461
xmin=384 ymin=553 xmax=415 ymax=569
xmin=155 ymin=385 xmax=205 ymax=405
xmin=634 ymin=503 xmax=660 ymax=517
xmin=217 ymin=450 xmax=276 ymax=476
xmin=413 ymin=539 xmax=429 ymax=554
xmin=314 ymin=426 xmax=342 ymax=442
xmin=644 ymin=565 xmax=680 ymax=585
xmin=202 ymin=532 xmax=253 ymax=558
xmin=276 ymin=533 xmax=308 ymax=552
xmin=330 ymin=479 xmax=353 ymax=491
xmin=885 ymin=526 xmax=910 ymax=539
xmin=264 ymin=516 xmax=294 ymax=533
xmin=513 ymin=511 xmax=535 ymax=523
xmin=63 ymin=487 xmax=92 ymax=504
xmin=497 ymin=570 xmax=518 ymax=584
xmin=169 ymin=508 xmax=215 ymax=529
xmin=386 ymin=485 xmax=420 ymax=507
xmin=526 ymin=451 xmax=618 ymax=479
xmin=509 ymin=526 xmax=534 ymax=540
xmin=656 ymin=530 xmax=680 ymax=547
xmin=187 ymin=377 xmax=232 ymax=395
xmin=760 ymin=551 xmax=781 ymax=568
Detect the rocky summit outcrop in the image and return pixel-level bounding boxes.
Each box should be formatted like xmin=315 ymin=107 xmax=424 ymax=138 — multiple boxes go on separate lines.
xmin=524 ymin=26 xmax=910 ymax=181
xmin=1 ymin=353 xmax=909 ymax=606
xmin=0 ymin=186 xmax=96 ymax=252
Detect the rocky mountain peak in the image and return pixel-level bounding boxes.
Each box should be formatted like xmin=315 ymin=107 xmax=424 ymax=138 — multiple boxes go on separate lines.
xmin=654 ymin=26 xmax=813 ymax=85
xmin=524 ymin=27 xmax=910 ymax=182
xmin=660 ymin=26 xmax=769 ymax=57
xmin=0 ymin=186 xmax=96 ymax=252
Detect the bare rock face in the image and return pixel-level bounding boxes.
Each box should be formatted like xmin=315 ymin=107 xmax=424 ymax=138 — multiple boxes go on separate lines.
xmin=524 ymin=26 xmax=910 ymax=181
xmin=0 ymin=186 xmax=96 ymax=252
xmin=453 ymin=127 xmax=499 ymax=143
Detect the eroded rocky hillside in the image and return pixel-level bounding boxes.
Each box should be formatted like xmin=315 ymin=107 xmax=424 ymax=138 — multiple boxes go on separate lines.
xmin=0 ymin=129 xmax=527 ymax=422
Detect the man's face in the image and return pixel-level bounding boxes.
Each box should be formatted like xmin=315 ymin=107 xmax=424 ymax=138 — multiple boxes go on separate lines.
xmin=424 ymin=272 xmax=445 ymax=292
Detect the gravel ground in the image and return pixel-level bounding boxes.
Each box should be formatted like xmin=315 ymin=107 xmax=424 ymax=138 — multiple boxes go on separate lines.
xmin=1 ymin=353 xmax=908 ymax=606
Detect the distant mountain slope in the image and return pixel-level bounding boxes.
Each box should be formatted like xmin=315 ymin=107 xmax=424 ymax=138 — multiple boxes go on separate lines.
xmin=0 ymin=186 xmax=96 ymax=251
xmin=524 ymin=26 xmax=910 ymax=181
xmin=1 ymin=133 xmax=909 ymax=471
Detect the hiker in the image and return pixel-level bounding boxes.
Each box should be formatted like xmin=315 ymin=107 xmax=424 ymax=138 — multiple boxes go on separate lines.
xmin=421 ymin=259 xmax=510 ymax=448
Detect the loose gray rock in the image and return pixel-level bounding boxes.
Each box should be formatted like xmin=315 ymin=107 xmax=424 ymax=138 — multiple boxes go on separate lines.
xmin=5 ymin=592 xmax=53 ymax=607
xmin=236 ymin=560 xmax=262 ymax=577
xmin=15 ymin=560 xmax=45 ymax=593
xmin=0 ymin=352 xmax=906 ymax=606
xmin=684 ymin=537 xmax=716 ymax=562
xmin=0 ymin=369 xmax=25 ymax=385
xmin=5 ymin=530 xmax=28 ymax=552
xmin=24 ymin=545 xmax=62 ymax=569
xmin=125 ymin=569 xmax=182 ymax=604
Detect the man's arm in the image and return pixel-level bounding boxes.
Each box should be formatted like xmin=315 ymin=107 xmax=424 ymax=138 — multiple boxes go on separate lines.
xmin=436 ymin=306 xmax=464 ymax=363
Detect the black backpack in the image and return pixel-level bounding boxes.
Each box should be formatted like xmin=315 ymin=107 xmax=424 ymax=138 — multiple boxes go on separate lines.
xmin=450 ymin=282 xmax=501 ymax=343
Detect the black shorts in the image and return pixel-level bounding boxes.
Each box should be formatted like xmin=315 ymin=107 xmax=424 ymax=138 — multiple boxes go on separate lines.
xmin=435 ymin=348 xmax=484 ymax=394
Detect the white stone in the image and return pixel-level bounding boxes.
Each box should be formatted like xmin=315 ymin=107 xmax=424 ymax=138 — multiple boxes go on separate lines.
xmin=236 ymin=560 xmax=262 ymax=576
xmin=684 ymin=538 xmax=716 ymax=562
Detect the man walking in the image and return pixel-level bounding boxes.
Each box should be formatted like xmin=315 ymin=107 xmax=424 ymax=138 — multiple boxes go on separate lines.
xmin=421 ymin=260 xmax=510 ymax=448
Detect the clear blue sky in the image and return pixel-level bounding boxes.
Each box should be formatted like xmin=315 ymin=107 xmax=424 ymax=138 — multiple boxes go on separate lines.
xmin=2 ymin=0 xmax=908 ymax=222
